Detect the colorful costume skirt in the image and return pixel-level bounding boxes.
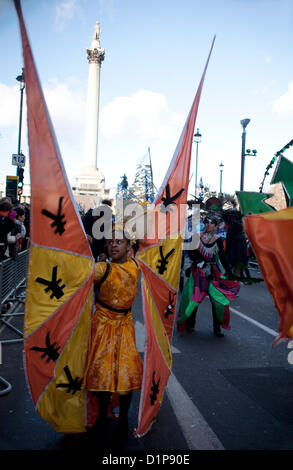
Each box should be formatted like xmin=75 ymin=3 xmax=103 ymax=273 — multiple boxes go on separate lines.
xmin=177 ymin=264 xmax=240 ymax=331
xmin=84 ymin=305 xmax=143 ymax=393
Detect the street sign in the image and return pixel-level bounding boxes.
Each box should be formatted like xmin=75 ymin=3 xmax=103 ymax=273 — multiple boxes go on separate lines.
xmin=12 ymin=153 xmax=26 ymax=167
xmin=6 ymin=175 xmax=18 ymax=200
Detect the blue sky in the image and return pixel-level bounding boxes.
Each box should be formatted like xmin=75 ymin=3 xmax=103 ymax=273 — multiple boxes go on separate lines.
xmin=1 ymin=0 xmax=293 ymax=197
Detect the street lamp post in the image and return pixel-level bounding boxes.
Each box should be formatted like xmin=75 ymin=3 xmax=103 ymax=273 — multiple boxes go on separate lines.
xmin=240 ymin=118 xmax=257 ymax=191
xmin=193 ymin=128 xmax=202 ymax=196
xmin=16 ymin=69 xmax=25 ymax=156
xmin=16 ymin=69 xmax=25 ymax=201
xmin=219 ymin=161 xmax=224 ymax=194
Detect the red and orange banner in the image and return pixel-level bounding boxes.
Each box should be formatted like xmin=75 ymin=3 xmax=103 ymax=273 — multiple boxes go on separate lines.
xmin=136 ymin=36 xmax=215 ymax=436
xmin=244 ymin=207 xmax=293 ymax=345
xmin=15 ymin=0 xmax=95 ymax=433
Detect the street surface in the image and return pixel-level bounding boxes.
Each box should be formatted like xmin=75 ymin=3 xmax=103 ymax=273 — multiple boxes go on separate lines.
xmin=1 ymin=270 xmax=293 ymax=456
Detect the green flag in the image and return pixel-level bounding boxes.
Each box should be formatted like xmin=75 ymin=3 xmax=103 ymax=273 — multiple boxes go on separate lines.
xmin=236 ymin=191 xmax=275 ymax=216
xmin=270 ymin=155 xmax=293 ymax=207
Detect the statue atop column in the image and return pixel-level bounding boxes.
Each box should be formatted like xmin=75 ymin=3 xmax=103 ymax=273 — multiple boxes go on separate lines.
xmin=87 ymin=21 xmax=105 ymax=64
xmin=93 ymin=21 xmax=101 ymax=46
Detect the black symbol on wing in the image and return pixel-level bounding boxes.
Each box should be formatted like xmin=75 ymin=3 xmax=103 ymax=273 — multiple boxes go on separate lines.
xmin=30 ymin=332 xmax=60 ymax=363
xmin=56 ymin=366 xmax=82 ymax=394
xmin=163 ymin=330 xmax=172 ymax=362
xmin=164 ymin=291 xmax=176 ymax=318
xmin=42 ymin=196 xmax=66 ymax=235
xmin=35 ymin=266 xmax=66 ymax=299
xmin=156 ymin=246 xmax=175 ymax=275
xmin=150 ymin=370 xmax=160 ymax=405
xmin=160 ymin=184 xmax=184 ymax=212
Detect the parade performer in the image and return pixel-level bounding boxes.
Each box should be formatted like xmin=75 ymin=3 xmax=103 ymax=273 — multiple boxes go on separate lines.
xmin=83 ymin=226 xmax=143 ymax=444
xmin=177 ymin=217 xmax=240 ymax=337
xmin=14 ymin=0 xmax=216 ymax=437
xmin=224 ymin=210 xmax=251 ymax=279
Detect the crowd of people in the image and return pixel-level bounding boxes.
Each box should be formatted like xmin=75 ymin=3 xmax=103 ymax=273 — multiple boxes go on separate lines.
xmin=1 ymin=196 xmax=251 ymax=276
xmin=0 ymin=197 xmax=30 ymax=262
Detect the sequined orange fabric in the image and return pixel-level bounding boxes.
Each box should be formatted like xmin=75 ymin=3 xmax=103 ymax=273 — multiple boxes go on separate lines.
xmin=84 ymin=258 xmax=143 ymax=393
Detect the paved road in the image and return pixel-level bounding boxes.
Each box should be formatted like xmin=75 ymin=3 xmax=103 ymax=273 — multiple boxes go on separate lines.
xmin=1 ymin=275 xmax=293 ymax=454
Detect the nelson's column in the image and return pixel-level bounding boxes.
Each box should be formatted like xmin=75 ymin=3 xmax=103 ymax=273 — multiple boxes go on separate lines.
xmin=74 ymin=22 xmax=110 ymax=205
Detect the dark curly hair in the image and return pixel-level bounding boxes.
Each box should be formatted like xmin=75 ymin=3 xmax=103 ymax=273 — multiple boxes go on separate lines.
xmin=0 ymin=199 xmax=13 ymax=212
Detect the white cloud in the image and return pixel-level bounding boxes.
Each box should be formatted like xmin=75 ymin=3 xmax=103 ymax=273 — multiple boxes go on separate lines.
xmin=0 ymin=83 xmax=20 ymax=127
xmin=252 ymin=80 xmax=275 ymax=96
xmin=97 ymin=0 xmax=117 ymax=22
xmin=0 ymin=82 xmax=185 ymax=189
xmin=272 ymin=81 xmax=293 ymax=116
xmin=100 ymin=90 xmax=183 ymax=140
xmin=0 ymin=79 xmax=86 ymax=182
xmin=55 ymin=0 xmax=77 ymax=30
xmin=0 ymin=83 xmax=182 ymax=151
xmin=0 ymin=79 xmax=86 ymax=141
xmin=44 ymin=80 xmax=86 ymax=140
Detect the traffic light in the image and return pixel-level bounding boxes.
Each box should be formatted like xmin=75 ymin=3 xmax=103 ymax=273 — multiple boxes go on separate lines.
xmin=17 ymin=167 xmax=24 ymax=189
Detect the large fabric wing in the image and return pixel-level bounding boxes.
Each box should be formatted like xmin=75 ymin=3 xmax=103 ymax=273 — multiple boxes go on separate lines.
xmin=15 ymin=0 xmax=95 ymax=433
xmin=135 ymin=36 xmax=216 ymax=437
xmin=244 ymin=207 xmax=293 ymax=345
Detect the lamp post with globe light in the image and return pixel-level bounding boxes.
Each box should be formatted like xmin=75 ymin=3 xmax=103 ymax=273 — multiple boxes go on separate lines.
xmin=240 ymin=119 xmax=257 ymax=191
xmin=16 ymin=70 xmax=25 ymax=156
xmin=219 ymin=161 xmax=224 ymax=194
xmin=193 ymin=128 xmax=202 ymax=196
xmin=16 ymin=70 xmax=25 ymax=199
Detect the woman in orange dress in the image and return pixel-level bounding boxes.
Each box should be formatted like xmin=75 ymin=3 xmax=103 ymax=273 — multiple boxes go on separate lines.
xmin=83 ymin=228 xmax=143 ymax=442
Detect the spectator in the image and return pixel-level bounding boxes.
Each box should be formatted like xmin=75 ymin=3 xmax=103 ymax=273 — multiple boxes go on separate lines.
xmin=15 ymin=207 xmax=26 ymax=250
xmin=0 ymin=198 xmax=14 ymax=261
xmin=7 ymin=208 xmax=26 ymax=260
xmin=22 ymin=203 xmax=30 ymax=250
xmin=224 ymin=210 xmax=251 ymax=279
xmin=82 ymin=200 xmax=114 ymax=261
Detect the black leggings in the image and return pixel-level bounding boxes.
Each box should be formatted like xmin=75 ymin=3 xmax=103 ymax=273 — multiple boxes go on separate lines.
xmin=185 ymin=302 xmax=221 ymax=332
xmin=92 ymin=391 xmax=133 ymax=420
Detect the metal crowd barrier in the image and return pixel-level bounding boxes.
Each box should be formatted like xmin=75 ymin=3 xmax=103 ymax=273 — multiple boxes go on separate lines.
xmin=0 ymin=248 xmax=29 ymax=306
xmin=0 ymin=248 xmax=29 ymax=396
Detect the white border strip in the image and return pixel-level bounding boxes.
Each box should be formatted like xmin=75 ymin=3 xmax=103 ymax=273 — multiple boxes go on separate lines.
xmin=166 ymin=373 xmax=224 ymax=450
xmin=230 ymin=307 xmax=278 ymax=337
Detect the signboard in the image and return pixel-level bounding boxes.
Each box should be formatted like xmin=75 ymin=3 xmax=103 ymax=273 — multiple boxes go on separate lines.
xmin=12 ymin=153 xmax=26 ymax=167
xmin=6 ymin=176 xmax=18 ymax=200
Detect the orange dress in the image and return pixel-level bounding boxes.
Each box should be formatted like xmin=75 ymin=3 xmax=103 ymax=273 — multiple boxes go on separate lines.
xmin=84 ymin=257 xmax=143 ymax=393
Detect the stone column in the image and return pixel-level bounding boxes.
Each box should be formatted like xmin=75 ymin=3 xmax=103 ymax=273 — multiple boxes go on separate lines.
xmin=83 ymin=22 xmax=105 ymax=168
